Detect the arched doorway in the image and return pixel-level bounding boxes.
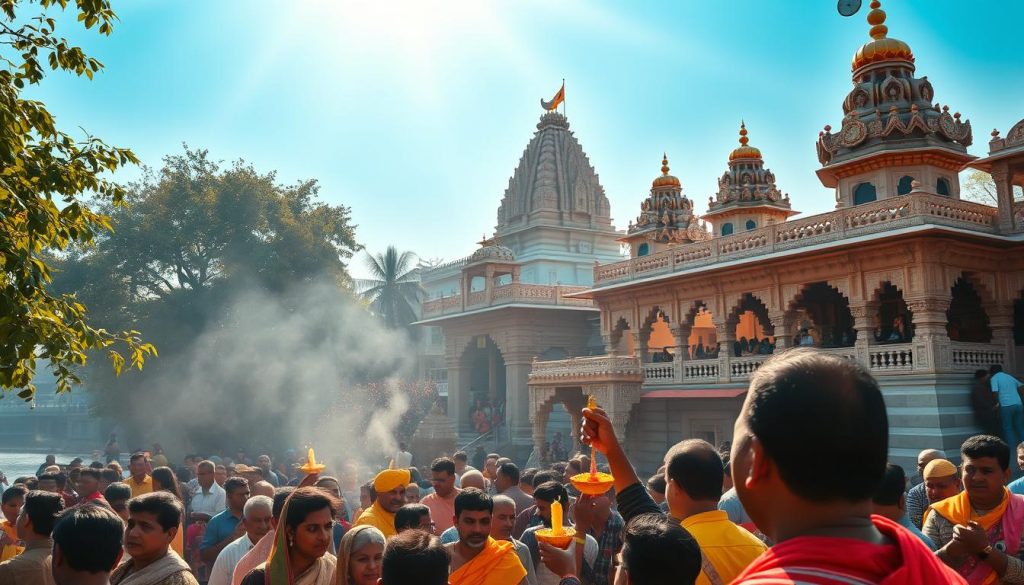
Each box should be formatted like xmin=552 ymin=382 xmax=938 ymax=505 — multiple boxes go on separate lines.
xmin=872 ymin=282 xmax=914 ymax=343
xmin=787 ymin=283 xmax=855 ymax=348
xmin=728 ymin=293 xmax=775 ymax=356
xmin=461 ymin=335 xmax=506 ymax=435
xmin=642 ymin=308 xmax=674 ymax=363
xmin=947 ymin=278 xmax=992 ymax=342
xmin=686 ymin=302 xmax=718 ymax=359
xmin=609 ymin=317 xmax=635 ymax=355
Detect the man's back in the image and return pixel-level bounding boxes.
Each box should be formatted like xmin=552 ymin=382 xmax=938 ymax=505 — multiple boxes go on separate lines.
xmin=682 ymin=510 xmax=765 ymax=585
xmin=991 ymin=371 xmax=1023 ymax=406
xmin=0 ymin=539 xmax=54 ymax=585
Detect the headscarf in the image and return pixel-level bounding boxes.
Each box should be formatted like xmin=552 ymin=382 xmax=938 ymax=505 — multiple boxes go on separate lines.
xmin=373 ymin=460 xmax=411 ymax=494
xmin=334 ymin=525 xmax=386 ymax=585
xmin=265 ymin=488 xmax=338 ymax=585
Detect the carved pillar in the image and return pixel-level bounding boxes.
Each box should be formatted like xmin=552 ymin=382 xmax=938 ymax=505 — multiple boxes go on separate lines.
xmin=849 ymin=302 xmax=874 ymax=364
xmin=529 ymin=386 xmax=555 ymax=459
xmin=768 ymin=311 xmax=788 ymax=349
xmin=670 ymin=324 xmax=690 ymax=383
xmin=603 ymin=333 xmax=618 ymax=356
xmin=484 ymin=265 xmax=495 ymax=304
xmin=906 ymin=297 xmax=951 ymax=373
xmin=505 ymin=352 xmax=535 ymax=442
xmin=512 ymin=266 xmax=521 ymax=284
xmin=992 ymin=164 xmax=1015 ymax=232
xmin=632 ymin=331 xmax=647 ymax=361
xmin=446 ymin=364 xmax=471 ymax=434
xmin=715 ymin=317 xmax=735 ymax=382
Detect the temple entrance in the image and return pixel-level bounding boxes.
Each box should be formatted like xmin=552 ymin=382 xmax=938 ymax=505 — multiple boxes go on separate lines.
xmin=787 ymin=282 xmax=855 ymax=347
xmin=873 ymin=282 xmax=914 ymax=343
xmin=947 ymin=278 xmax=992 ymax=342
xmin=462 ymin=335 xmax=507 ymax=435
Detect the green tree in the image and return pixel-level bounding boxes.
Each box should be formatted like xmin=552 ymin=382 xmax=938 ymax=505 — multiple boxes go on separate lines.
xmin=961 ymin=170 xmax=997 ymax=206
xmin=358 ymin=246 xmax=423 ymax=331
xmin=0 ymin=0 xmax=154 ymax=400
xmin=52 ymin=146 xmax=363 ymax=447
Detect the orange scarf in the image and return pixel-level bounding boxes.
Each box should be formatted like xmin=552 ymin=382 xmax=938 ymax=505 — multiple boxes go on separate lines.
xmin=449 ymin=537 xmax=526 ymax=585
xmin=930 ymin=488 xmax=1024 ymax=585
xmin=930 ymin=488 xmax=1009 ymax=531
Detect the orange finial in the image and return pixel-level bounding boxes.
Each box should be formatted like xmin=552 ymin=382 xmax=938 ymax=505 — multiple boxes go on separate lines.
xmin=739 ymin=121 xmax=749 ymax=146
xmin=661 ymin=153 xmax=670 ymax=176
xmin=867 ymin=0 xmax=888 ymax=40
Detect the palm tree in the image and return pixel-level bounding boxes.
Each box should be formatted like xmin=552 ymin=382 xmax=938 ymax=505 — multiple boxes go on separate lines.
xmin=358 ymin=246 xmax=423 ymax=331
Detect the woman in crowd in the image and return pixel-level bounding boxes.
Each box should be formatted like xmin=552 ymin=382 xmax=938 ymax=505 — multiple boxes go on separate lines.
xmin=240 ymin=487 xmax=340 ymax=585
xmin=334 ymin=525 xmax=385 ymax=585
xmin=152 ymin=465 xmax=186 ymax=557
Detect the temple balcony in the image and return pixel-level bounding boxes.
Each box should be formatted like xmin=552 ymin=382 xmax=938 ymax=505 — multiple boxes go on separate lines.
xmin=593 ymin=192 xmax=1003 ymax=287
xmin=530 ymin=340 xmax=1008 ymax=390
xmin=421 ymin=282 xmax=595 ymax=319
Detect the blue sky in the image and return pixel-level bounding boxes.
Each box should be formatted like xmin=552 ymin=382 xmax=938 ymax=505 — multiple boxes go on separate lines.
xmin=34 ymin=0 xmax=1024 ymax=278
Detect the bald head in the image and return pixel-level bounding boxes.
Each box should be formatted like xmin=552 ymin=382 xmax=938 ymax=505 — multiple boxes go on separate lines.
xmin=460 ymin=469 xmax=486 ymax=490
xmin=917 ymin=449 xmax=944 ymax=477
xmin=251 ymin=480 xmax=275 ymax=498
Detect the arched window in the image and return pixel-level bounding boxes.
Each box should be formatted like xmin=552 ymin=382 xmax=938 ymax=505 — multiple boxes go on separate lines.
xmin=745 ymin=219 xmax=756 ymax=231
xmin=637 ymin=243 xmax=650 ymax=257
xmin=937 ymin=178 xmax=951 ymax=197
xmin=947 ymin=278 xmax=991 ymax=342
xmin=721 ymin=223 xmax=734 ymax=236
xmin=897 ymin=176 xmax=914 ymax=196
xmin=853 ymin=182 xmax=877 ymax=205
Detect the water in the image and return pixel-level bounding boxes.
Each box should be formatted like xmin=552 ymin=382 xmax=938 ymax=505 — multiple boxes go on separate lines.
xmin=0 ymin=452 xmax=98 ymax=482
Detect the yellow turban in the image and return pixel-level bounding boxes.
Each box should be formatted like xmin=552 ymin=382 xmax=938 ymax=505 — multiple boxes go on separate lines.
xmin=374 ymin=468 xmax=411 ymax=493
xmin=923 ymin=459 xmax=958 ymax=480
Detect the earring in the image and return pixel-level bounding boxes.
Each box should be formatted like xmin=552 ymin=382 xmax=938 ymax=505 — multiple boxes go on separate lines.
xmin=288 ymin=536 xmax=294 ymax=548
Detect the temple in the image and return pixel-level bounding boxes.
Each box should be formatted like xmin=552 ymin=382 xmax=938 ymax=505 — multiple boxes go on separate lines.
xmin=418 ymin=1 xmax=1024 ymax=470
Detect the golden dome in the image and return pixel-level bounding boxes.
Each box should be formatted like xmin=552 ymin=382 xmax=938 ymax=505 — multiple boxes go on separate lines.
xmin=728 ymin=121 xmax=762 ymax=161
xmin=851 ymin=0 xmax=914 ymax=71
xmin=652 ymin=153 xmax=681 ymax=188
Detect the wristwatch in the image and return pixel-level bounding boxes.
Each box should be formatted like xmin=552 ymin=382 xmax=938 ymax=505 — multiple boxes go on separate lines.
xmin=978 ymin=545 xmax=994 ymax=560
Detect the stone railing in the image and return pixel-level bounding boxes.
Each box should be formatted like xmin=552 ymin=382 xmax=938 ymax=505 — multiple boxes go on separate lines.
xmin=868 ymin=344 xmax=914 ymax=371
xmin=595 ymin=193 xmax=999 ymax=286
xmin=529 ymin=355 xmax=644 ymax=384
xmin=422 ymin=283 xmax=593 ymax=318
xmin=683 ymin=360 xmax=719 ymax=382
xmin=730 ymin=355 xmax=769 ymax=380
xmin=950 ymin=342 xmax=1005 ymax=371
xmin=642 ymin=362 xmax=676 ymax=384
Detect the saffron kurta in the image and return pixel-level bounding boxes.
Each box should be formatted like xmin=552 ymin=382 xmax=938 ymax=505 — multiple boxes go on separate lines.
xmin=449 ymin=537 xmax=527 ymax=585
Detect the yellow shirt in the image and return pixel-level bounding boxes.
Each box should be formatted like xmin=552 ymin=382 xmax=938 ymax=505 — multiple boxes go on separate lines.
xmin=129 ymin=474 xmax=153 ymax=498
xmin=0 ymin=520 xmax=22 ymax=561
xmin=354 ymin=501 xmax=397 ymax=539
xmin=681 ymin=510 xmax=766 ymax=585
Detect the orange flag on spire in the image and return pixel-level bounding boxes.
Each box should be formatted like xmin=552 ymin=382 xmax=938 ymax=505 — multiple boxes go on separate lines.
xmin=541 ymin=82 xmax=565 ymax=112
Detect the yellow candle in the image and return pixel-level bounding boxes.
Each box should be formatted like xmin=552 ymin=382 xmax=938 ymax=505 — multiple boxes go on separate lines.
xmin=551 ymin=498 xmax=564 ymax=535
xmin=308 ymin=448 xmax=317 ymax=467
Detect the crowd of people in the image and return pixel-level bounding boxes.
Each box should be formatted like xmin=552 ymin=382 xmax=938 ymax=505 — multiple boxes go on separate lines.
xmin=3 ymin=348 xmax=1024 ymax=583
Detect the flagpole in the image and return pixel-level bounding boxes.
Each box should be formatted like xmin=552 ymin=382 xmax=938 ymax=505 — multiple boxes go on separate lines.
xmin=562 ymin=78 xmax=566 ymax=118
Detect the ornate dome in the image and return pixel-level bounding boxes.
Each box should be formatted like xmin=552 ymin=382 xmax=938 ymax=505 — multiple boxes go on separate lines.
xmin=728 ymin=122 xmax=762 ymax=162
xmin=469 ymin=244 xmax=515 ymax=264
xmin=851 ymin=1 xmax=914 ymax=72
xmin=651 ymin=154 xmax=681 ymax=189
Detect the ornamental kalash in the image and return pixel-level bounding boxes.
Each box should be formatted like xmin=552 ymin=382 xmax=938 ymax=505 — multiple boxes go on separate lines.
xmin=416 ymin=1 xmax=1024 ymax=473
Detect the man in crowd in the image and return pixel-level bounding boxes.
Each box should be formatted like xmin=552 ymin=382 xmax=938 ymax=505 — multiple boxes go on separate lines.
xmin=569 ymin=486 xmax=622 ymax=585
xmin=520 ymin=469 xmax=537 ymax=497
xmin=922 ymin=458 xmax=961 ymax=518
xmin=35 ymin=456 xmax=56 ymax=478
xmin=422 ymin=457 xmax=462 ymax=535
xmin=395 ymin=503 xmax=433 ymax=534
xmin=394 ymin=442 xmax=413 ymax=469
xmin=76 ymin=468 xmax=109 ymax=507
xmin=495 ymin=462 xmax=533 ymax=517
xmin=201 ymin=477 xmax=250 ymax=565
xmin=1010 ymin=441 xmax=1024 ymax=495
xmin=581 ymin=405 xmax=764 ymax=585
xmin=0 ymin=490 xmax=62 ymax=585
xmin=512 ymin=470 xmax=566 ymax=539
xmin=991 ymin=364 xmax=1024 ymax=455
xmin=906 ymin=448 xmax=944 ymax=529
xmin=871 ymin=463 xmax=935 ymax=550
xmin=721 ymin=349 xmax=961 ymax=582
xmin=446 ymin=488 xmax=527 ymax=585
xmin=356 ymin=465 xmax=409 ymax=539
xmin=215 ymin=465 xmax=228 ymax=488
xmin=128 ymin=452 xmax=154 ymax=498
xmin=925 ymin=435 xmax=1024 ymax=583
xmin=105 ymin=483 xmax=133 ymax=522
xmin=35 ymin=474 xmax=60 ymax=496
xmin=491 ymin=495 xmax=538 ymax=585
xmin=254 ymin=455 xmax=279 ymax=488
xmin=646 ymin=475 xmax=667 ymax=512
xmin=207 ymin=495 xmax=272 ymax=585
xmin=231 ymin=487 xmax=291 ymax=585
xmin=520 ymin=481 xmax=599 ymax=585
xmin=453 ymin=451 xmax=473 ymax=486
xmin=339 ymin=463 xmax=362 ymax=521
xmin=406 ymin=484 xmax=421 ymax=503
xmin=189 ymin=460 xmax=226 ymax=522
xmin=111 ymin=492 xmax=197 ymax=585
xmin=50 ymin=504 xmax=125 ymax=585
xmin=380 ymin=530 xmax=450 ymax=585
xmin=483 ymin=455 xmax=500 ymax=486
xmin=100 ymin=469 xmax=121 ymax=494
xmin=0 ymin=486 xmax=26 ymax=561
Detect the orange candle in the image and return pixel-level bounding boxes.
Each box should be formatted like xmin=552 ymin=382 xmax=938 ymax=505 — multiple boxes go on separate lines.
xmin=308 ymin=447 xmax=317 ymax=467
xmin=551 ymin=498 xmax=564 ymax=535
